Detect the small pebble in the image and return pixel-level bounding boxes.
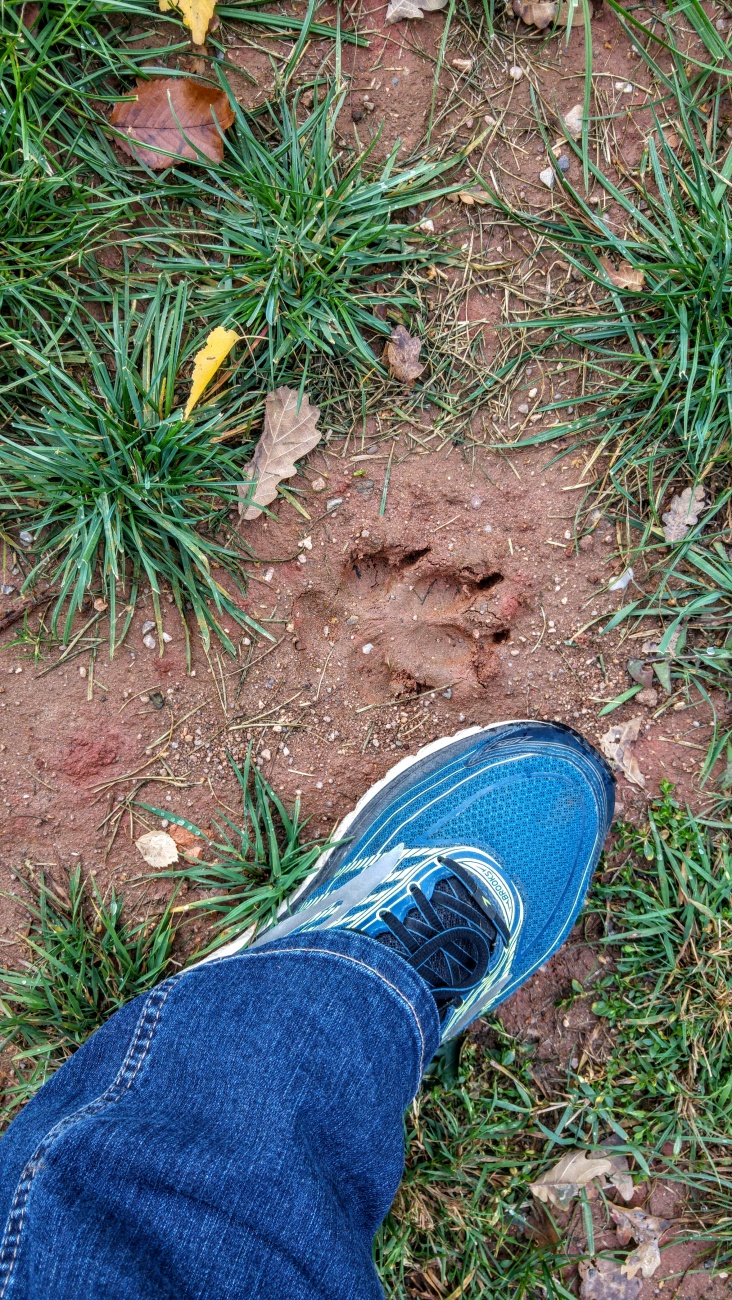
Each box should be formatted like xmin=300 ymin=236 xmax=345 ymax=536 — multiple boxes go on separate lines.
xmin=419 ymin=218 xmax=435 ymax=234
xmin=363 ymin=98 xmax=375 ymax=112
xmin=141 ymin=620 xmax=155 ymax=635
xmin=470 ymin=494 xmax=483 ymax=509
xmin=79 ymin=666 xmax=87 ymax=678
xmin=260 ymin=749 xmax=271 ymax=761
xmin=143 ymin=634 xmax=156 ymax=650
xmin=18 ymin=531 xmax=33 ymax=547
xmin=563 ymin=104 xmax=583 ymax=137
xmin=362 ymin=643 xmax=374 ymax=655
xmin=311 ymin=477 xmax=326 ymax=492
xmin=558 ymin=155 xmax=570 ymax=173
xmin=517 ymin=402 xmax=529 ymax=415
xmin=508 ymin=65 xmax=523 ymax=81
xmin=264 ymin=567 xmax=274 ymax=582
xmin=539 ymin=167 xmax=555 ymax=189
xmin=297 ymin=553 xmax=307 ymax=565
xmin=162 ymin=632 xmax=173 ymax=644
xmin=451 ymin=56 xmax=474 ymax=72
xmin=326 ymin=497 xmax=343 ymax=512
xmin=298 ymin=536 xmax=313 ymax=550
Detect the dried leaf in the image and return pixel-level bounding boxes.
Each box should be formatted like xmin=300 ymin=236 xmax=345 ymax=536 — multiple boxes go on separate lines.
xmin=168 ymin=824 xmax=205 ymax=859
xmin=528 ymin=1150 xmax=614 ymax=1210
xmin=184 ymin=326 xmax=238 ymax=418
xmin=662 ymin=484 xmax=706 ymax=544
xmin=455 ymin=189 xmax=490 ymax=206
xmin=610 ymin=1206 xmax=671 ymax=1280
xmin=110 ymin=77 xmax=234 ymax=170
xmin=627 ymin=658 xmax=653 ymax=688
xmin=384 ymin=326 xmax=426 ymax=386
xmin=385 ymin=0 xmax=447 ymax=20
xmin=385 ymin=0 xmax=424 ymax=20
xmin=512 ymin=0 xmax=558 ymax=27
xmin=622 ymin=1242 xmax=660 ymax=1280
xmin=159 ymin=0 xmax=217 ymax=44
xmin=604 ymin=1154 xmax=634 ymax=1203
xmin=600 ymin=716 xmax=646 ymax=788
xmin=580 ymin=1259 xmax=642 ymax=1300
xmin=599 ymin=257 xmax=645 ymax=291
xmin=135 ymin=830 xmax=179 ymax=868
xmin=239 ymin=387 xmax=321 ymax=520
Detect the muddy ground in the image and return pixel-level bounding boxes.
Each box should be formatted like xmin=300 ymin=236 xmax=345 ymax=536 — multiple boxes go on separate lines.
xmin=1 ymin=0 xmax=729 ymax=1293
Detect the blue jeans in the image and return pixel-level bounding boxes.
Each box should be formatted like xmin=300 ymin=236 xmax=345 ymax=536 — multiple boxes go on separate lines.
xmin=0 ymin=931 xmax=440 ymax=1299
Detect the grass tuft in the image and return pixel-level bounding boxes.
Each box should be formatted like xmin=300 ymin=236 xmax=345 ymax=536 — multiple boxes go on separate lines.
xmin=140 ymin=748 xmax=330 ymax=955
xmin=0 ymin=865 xmax=176 ymax=1126
xmin=1 ymin=285 xmax=264 ymax=660
xmin=164 ymin=82 xmax=460 ymax=380
xmin=377 ymin=791 xmax=732 ymax=1296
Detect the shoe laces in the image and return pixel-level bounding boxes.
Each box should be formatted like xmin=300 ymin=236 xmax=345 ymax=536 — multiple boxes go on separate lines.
xmin=376 ymin=857 xmax=509 ymax=1019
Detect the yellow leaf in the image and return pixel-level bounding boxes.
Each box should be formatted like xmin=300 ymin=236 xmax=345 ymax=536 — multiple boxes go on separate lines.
xmin=184 ymin=327 xmax=238 ymax=418
xmin=158 ymin=0 xmax=217 ymax=46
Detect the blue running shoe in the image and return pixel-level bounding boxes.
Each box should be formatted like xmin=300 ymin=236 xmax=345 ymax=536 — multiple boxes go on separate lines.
xmin=218 ymin=721 xmax=614 ymax=1041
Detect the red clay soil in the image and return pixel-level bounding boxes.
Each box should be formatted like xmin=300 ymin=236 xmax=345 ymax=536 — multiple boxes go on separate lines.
xmin=0 ymin=4 xmax=728 ymax=1292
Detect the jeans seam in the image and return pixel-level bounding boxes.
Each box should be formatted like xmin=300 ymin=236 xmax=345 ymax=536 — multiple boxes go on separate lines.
xmin=0 ymin=978 xmax=175 ymax=1299
xmin=212 ymin=946 xmax=432 ymax=1084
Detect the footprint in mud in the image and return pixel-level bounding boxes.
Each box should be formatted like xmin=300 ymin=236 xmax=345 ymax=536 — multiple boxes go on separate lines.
xmin=293 ymin=542 xmax=523 ymax=701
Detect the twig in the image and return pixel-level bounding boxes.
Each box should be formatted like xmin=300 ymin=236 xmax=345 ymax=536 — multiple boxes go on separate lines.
xmin=356 ymin=682 xmax=456 ymax=713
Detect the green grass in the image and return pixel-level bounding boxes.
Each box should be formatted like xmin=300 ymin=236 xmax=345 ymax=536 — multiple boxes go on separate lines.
xmin=0 ymin=864 xmax=176 ymax=1127
xmin=2 ymin=285 xmax=264 ymax=660
xmin=376 ymin=791 xmax=732 ymax=1297
xmin=0 ymin=0 xmax=466 ymax=650
xmin=159 ymin=80 xmax=460 ymax=381
xmin=140 ymin=748 xmax=329 ymax=955
xmin=2 ymin=790 xmax=730 ymax=1296
xmin=478 ymin=9 xmax=732 ymax=810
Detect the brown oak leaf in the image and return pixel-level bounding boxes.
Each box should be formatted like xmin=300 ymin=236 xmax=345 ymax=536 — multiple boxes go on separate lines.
xmin=239 ymin=387 xmax=321 ymax=520
xmin=662 ymin=484 xmax=706 ymax=544
xmin=110 ymin=77 xmax=234 ymax=169
xmin=599 ymin=257 xmax=645 ymax=291
xmin=600 ymin=716 xmax=646 ymax=788
xmin=384 ymin=326 xmax=426 ymax=385
xmin=579 ymin=1259 xmax=642 ymax=1300
xmin=610 ymin=1205 xmax=672 ymax=1280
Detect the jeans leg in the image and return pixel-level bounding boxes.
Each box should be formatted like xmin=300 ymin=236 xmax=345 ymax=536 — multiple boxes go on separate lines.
xmin=0 ymin=929 xmax=440 ymax=1300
